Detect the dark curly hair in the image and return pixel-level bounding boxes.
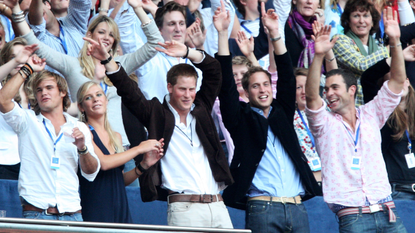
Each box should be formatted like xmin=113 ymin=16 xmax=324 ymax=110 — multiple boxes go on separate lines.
xmin=341 ymin=0 xmax=380 ymax=36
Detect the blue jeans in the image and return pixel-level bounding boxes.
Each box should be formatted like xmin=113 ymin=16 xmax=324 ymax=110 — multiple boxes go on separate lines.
xmin=246 ymin=200 xmax=310 ymax=233
xmin=338 ymin=207 xmax=407 ymax=233
xmin=23 ymin=211 xmax=83 ymax=221
xmin=392 ymin=190 xmax=415 ymax=200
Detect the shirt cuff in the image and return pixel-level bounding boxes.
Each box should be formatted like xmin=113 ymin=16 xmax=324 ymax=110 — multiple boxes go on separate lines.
xmin=105 ymin=62 xmax=121 ymax=75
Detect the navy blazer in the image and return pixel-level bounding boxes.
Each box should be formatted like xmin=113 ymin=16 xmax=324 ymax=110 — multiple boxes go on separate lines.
xmin=217 ymin=52 xmax=322 ymax=210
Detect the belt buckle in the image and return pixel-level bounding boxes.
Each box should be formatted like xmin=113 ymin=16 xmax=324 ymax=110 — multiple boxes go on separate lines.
xmin=201 ymin=194 xmax=212 ymax=203
xmin=412 ymin=184 xmax=415 ymax=192
xmin=369 ymin=204 xmax=380 ymax=213
xmin=280 ymin=197 xmax=286 ymax=204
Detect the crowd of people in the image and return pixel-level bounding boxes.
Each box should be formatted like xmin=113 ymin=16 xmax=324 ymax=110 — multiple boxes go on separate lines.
xmin=0 ymin=0 xmax=414 ymax=232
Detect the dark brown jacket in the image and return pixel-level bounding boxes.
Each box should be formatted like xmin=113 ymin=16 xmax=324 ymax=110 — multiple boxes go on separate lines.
xmin=106 ymin=53 xmax=234 ymax=202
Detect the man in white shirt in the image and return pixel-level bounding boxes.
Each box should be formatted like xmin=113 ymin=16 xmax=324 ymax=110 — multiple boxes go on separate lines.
xmin=0 ymin=52 xmax=100 ymax=221
xmin=135 ymin=1 xmax=203 ymax=101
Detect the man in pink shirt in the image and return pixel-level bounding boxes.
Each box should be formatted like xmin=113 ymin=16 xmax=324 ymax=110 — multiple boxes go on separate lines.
xmin=305 ymin=8 xmax=407 ymax=233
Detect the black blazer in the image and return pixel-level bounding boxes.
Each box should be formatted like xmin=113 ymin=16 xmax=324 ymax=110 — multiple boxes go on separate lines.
xmin=216 ymin=52 xmax=322 ymax=210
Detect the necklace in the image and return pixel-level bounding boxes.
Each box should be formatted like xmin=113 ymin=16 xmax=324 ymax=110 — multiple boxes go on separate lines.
xmin=175 ymin=122 xmax=193 ymax=147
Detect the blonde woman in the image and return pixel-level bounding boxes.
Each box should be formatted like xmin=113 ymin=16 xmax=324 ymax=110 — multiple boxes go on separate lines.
xmin=3 ymin=0 xmax=163 ymax=151
xmin=77 ymin=81 xmax=164 ymax=223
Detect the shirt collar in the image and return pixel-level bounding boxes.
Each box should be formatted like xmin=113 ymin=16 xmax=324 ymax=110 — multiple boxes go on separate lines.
xmin=251 ymin=106 xmax=273 ymax=118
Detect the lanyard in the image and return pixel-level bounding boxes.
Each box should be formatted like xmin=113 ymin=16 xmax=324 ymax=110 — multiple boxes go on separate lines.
xmin=297 ymin=109 xmax=316 ymax=150
xmin=17 ymin=102 xmax=30 ymax=109
xmin=336 ymin=3 xmax=343 ymax=15
xmin=58 ymin=23 xmax=68 ymax=54
xmin=342 ymin=121 xmax=361 ymax=153
xmin=406 ymin=130 xmax=412 ymax=153
xmin=240 ymin=21 xmax=253 ymax=35
xmin=379 ymin=12 xmax=385 ymax=41
xmin=100 ymin=82 xmax=108 ymax=95
xmin=43 ymin=119 xmax=63 ymax=152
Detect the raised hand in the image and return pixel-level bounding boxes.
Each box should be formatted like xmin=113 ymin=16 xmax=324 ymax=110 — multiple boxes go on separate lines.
xmin=83 ymin=37 xmax=110 ymax=62
xmin=128 ymin=0 xmax=143 ymax=9
xmin=141 ymin=138 xmax=165 ymax=169
xmin=72 ymin=127 xmax=86 ymax=151
xmin=235 ymin=31 xmax=254 ymax=57
xmin=403 ymin=44 xmax=415 ymax=62
xmin=311 ymin=21 xmax=337 ymax=55
xmin=14 ymin=44 xmax=39 ymax=64
xmin=261 ymin=2 xmax=279 ymax=37
xmin=0 ymin=0 xmax=19 ymax=10
xmin=188 ymin=18 xmax=206 ymax=49
xmin=383 ymin=7 xmax=400 ymax=40
xmin=156 ymin=41 xmax=187 ymax=57
xmin=142 ymin=0 xmax=157 ymax=16
xmin=28 ymin=54 xmax=46 ymax=72
xmin=213 ymin=0 xmax=230 ymax=33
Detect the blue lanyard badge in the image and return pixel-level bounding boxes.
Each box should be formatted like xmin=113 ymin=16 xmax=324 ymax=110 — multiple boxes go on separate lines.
xmin=406 ymin=130 xmax=412 ymax=153
xmin=342 ymin=119 xmax=361 ymax=170
xmin=58 ymin=23 xmax=68 ymax=54
xmin=43 ymin=119 xmax=63 ymax=169
xmin=43 ymin=119 xmax=63 ymax=152
xmin=297 ymin=109 xmax=316 ymax=151
xmin=100 ymin=82 xmax=108 ymax=95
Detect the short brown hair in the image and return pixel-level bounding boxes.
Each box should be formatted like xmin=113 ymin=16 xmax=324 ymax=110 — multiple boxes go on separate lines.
xmin=242 ymin=66 xmax=272 ymax=91
xmin=232 ymin=56 xmax=252 ymax=67
xmin=294 ymin=67 xmax=309 ymax=77
xmin=167 ymin=63 xmax=198 ymax=86
xmin=155 ymin=2 xmax=186 ymax=29
xmin=341 ymin=0 xmax=380 ymax=35
xmin=31 ymin=70 xmax=71 ymax=115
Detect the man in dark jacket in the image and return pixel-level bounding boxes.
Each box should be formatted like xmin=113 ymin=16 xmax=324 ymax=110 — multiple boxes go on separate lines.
xmin=214 ymin=2 xmax=322 ymax=233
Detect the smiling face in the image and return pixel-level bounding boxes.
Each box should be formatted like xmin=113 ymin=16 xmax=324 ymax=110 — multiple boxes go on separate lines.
xmin=89 ymin=22 xmax=115 ymax=53
xmin=79 ymin=84 xmax=108 ymax=119
xmin=296 ymin=75 xmax=307 ymax=110
xmin=245 ymin=71 xmax=273 ymax=115
xmin=324 ymin=74 xmax=355 ymax=114
xmin=35 ymin=77 xmax=66 ymax=113
xmin=293 ymin=0 xmax=320 ymax=22
xmin=159 ymin=11 xmax=186 ymax=43
xmin=349 ymin=10 xmax=373 ymax=41
xmin=167 ymin=76 xmax=196 ymax=116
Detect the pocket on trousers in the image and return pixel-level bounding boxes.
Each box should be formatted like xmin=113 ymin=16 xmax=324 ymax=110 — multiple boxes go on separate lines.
xmin=23 ymin=211 xmax=41 ymax=219
xmin=247 ymin=201 xmax=269 ymax=216
xmin=339 ymin=214 xmax=360 ymax=229
xmin=168 ymin=202 xmax=193 ymax=213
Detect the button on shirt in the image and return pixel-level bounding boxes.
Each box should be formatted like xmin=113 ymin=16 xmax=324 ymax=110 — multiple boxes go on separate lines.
xmin=161 ymin=95 xmax=224 ymax=194
xmin=1 ymin=103 xmax=100 ymax=213
xmin=248 ymin=107 xmax=305 ymax=198
xmin=305 ymin=81 xmax=401 ymax=207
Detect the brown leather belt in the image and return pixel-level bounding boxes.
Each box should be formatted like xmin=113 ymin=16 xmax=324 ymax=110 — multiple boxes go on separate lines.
xmin=248 ymin=195 xmax=302 ymax=204
xmin=23 ymin=204 xmax=81 ymax=215
xmin=168 ymin=194 xmax=223 ymax=204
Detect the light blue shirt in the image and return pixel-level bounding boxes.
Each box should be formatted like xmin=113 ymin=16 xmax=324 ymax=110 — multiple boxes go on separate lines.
xmin=0 ymin=15 xmax=14 ymax=42
xmin=248 ymin=107 xmax=305 ymax=198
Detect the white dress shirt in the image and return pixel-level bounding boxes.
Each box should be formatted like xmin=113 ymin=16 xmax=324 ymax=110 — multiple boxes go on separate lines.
xmin=1 ymin=103 xmax=100 ymax=213
xmin=161 ymin=95 xmax=224 ymax=194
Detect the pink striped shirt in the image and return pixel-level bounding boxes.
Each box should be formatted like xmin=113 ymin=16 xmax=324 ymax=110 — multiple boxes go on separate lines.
xmin=305 ymin=81 xmax=401 ymax=207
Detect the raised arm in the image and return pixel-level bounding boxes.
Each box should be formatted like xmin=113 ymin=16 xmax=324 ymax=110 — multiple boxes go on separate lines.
xmin=114 ymin=0 xmax=163 ymax=74
xmin=385 ymin=7 xmax=406 ymax=94
xmin=0 ymin=44 xmax=45 ymax=113
xmin=27 ymin=0 xmax=43 ymax=25
xmin=235 ymin=31 xmax=259 ymax=66
xmin=306 ymin=23 xmax=337 ymax=110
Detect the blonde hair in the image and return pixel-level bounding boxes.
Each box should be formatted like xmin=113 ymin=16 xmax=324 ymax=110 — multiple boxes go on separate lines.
xmin=77 ymin=81 xmax=124 ymax=153
xmin=31 ymin=70 xmax=71 ymax=115
xmin=79 ymin=16 xmax=120 ymax=87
